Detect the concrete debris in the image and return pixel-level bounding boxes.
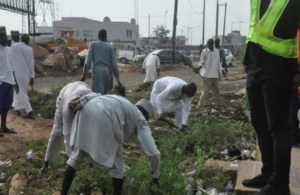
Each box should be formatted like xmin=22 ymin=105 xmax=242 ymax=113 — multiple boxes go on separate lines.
xmin=42 ymin=53 xmax=67 ymax=70
xmin=8 ymin=173 xmax=27 ymax=195
xmin=29 ymin=43 xmax=49 ymax=57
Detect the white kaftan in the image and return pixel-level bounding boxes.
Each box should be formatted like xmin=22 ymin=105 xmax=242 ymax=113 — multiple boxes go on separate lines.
xmin=150 ymin=77 xmax=193 ymax=128
xmin=68 ymin=94 xmax=160 ymax=179
xmin=44 ymin=81 xmax=92 ymax=161
xmin=12 ymin=42 xmax=35 ymax=113
xmin=0 ymin=45 xmax=15 ymax=85
xmin=142 ymin=54 xmax=160 ymax=83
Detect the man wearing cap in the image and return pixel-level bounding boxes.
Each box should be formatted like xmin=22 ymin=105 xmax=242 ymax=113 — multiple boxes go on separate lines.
xmin=40 ymin=81 xmax=92 ymax=173
xmin=0 ymin=26 xmax=19 ymax=136
xmin=12 ymin=34 xmax=35 ymax=119
xmin=58 ymin=94 xmax=160 ymax=195
xmin=80 ymin=29 xmax=122 ymax=95
xmin=150 ymin=76 xmax=197 ymax=130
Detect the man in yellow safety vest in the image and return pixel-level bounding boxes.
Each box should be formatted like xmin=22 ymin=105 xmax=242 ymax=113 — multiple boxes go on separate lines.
xmin=242 ymin=1 xmax=300 ymax=195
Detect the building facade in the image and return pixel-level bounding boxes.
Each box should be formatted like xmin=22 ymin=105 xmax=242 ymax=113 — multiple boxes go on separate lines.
xmin=53 ymin=17 xmax=140 ymax=47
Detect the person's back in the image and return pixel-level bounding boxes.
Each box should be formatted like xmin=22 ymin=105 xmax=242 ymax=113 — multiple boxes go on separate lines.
xmin=12 ymin=43 xmax=33 ymax=71
xmin=89 ymin=41 xmax=113 ymax=67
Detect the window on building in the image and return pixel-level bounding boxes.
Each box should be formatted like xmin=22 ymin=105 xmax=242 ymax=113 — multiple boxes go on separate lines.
xmin=127 ymin=30 xmax=132 ymax=38
xmin=75 ymin=30 xmax=79 ymax=37
xmin=83 ymin=31 xmax=93 ymax=37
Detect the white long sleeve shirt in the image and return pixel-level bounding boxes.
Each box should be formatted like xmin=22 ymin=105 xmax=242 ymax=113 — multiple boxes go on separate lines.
xmin=198 ymin=48 xmax=222 ymax=78
xmin=12 ymin=42 xmax=35 ymax=79
xmin=71 ymin=94 xmax=161 ymax=178
xmin=0 ymin=45 xmax=15 ymax=85
xmin=152 ymin=77 xmax=193 ymax=125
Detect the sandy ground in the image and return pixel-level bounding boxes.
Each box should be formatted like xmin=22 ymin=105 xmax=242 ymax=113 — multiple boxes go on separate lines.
xmin=0 ymin=63 xmax=246 ymax=160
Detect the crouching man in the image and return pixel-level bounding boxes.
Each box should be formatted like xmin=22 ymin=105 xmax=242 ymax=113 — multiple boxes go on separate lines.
xmin=58 ymin=94 xmax=160 ymax=195
xmin=40 ymin=81 xmax=92 ymax=172
xmin=150 ymin=76 xmax=197 ymax=130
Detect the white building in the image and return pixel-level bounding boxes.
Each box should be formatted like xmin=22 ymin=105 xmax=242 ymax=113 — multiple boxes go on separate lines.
xmin=53 ymin=17 xmax=140 ymax=47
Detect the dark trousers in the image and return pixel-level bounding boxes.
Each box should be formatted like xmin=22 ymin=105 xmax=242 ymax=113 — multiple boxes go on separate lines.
xmin=290 ymin=93 xmax=300 ymax=145
xmin=246 ymin=65 xmax=294 ymax=185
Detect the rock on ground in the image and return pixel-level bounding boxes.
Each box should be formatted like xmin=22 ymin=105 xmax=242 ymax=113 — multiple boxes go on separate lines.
xmin=29 ymin=43 xmax=49 ymax=57
xmin=54 ymin=45 xmax=80 ymax=67
xmin=42 ymin=53 xmax=67 ymax=70
xmin=8 ymin=173 xmax=27 ymax=195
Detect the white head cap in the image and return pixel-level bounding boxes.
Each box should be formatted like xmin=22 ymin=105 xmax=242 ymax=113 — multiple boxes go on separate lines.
xmin=135 ymin=98 xmax=154 ymax=118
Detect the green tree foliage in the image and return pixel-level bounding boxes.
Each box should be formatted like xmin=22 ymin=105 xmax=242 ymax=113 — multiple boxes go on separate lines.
xmin=152 ymin=25 xmax=170 ymax=45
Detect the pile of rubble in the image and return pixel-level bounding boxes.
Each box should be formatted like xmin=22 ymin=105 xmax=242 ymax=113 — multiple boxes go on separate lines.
xmin=29 ymin=43 xmax=81 ymax=76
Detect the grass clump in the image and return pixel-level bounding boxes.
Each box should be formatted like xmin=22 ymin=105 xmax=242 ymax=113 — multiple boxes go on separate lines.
xmin=30 ymin=85 xmax=64 ymax=119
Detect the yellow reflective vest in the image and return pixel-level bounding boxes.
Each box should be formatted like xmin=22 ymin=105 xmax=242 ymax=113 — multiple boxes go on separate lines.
xmin=247 ymin=0 xmax=298 ymax=58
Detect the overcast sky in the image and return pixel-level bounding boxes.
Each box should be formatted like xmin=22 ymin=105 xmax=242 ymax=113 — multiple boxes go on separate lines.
xmin=0 ymin=0 xmax=250 ymax=44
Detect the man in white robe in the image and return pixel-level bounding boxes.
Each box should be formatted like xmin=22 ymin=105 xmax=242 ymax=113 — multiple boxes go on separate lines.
xmin=142 ymin=54 xmax=160 ymax=83
xmin=12 ymin=34 xmax=35 ymax=118
xmin=0 ymin=26 xmax=19 ymax=136
xmin=40 ymin=81 xmax=92 ymax=172
xmin=58 ymin=95 xmax=160 ymax=195
xmin=150 ymin=77 xmax=197 ymax=129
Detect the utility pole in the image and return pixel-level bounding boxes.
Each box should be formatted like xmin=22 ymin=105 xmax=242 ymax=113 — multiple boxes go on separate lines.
xmin=148 ymin=15 xmax=150 ymax=37
xmin=137 ymin=0 xmax=139 ymax=24
xmin=202 ymin=0 xmax=205 ymax=43
xmin=172 ymin=0 xmax=179 ymax=64
xmin=215 ymin=0 xmax=219 ymax=38
xmin=222 ymin=3 xmax=227 ymax=45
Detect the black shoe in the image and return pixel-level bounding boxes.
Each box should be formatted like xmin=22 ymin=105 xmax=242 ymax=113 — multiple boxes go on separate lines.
xmin=242 ymin=173 xmax=268 ymax=188
xmin=256 ymin=184 xmax=290 ymax=195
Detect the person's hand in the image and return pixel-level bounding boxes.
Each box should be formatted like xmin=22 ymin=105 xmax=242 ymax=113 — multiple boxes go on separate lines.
xmin=30 ymin=78 xmax=34 ymax=86
xmin=157 ymin=115 xmax=163 ymax=121
xmin=80 ymin=77 xmax=86 ymax=82
xmin=194 ymin=66 xmax=202 ymax=74
xmin=14 ymin=84 xmax=19 ymax=94
xmin=69 ymin=101 xmax=82 ymax=114
xmin=180 ymin=124 xmax=188 ymax=131
xmin=293 ymin=73 xmax=300 ymax=87
xmin=222 ymin=70 xmax=227 ymax=77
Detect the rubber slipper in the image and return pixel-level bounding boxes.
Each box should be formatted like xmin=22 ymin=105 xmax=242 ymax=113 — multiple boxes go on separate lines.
xmin=23 ymin=115 xmax=35 ymax=120
xmin=1 ymin=128 xmax=17 ymax=134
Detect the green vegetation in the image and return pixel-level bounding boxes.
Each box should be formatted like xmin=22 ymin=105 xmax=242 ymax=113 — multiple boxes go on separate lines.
xmin=30 ymin=85 xmax=64 ymax=119
xmin=242 ymin=93 xmax=248 ymax=110
xmin=0 ymin=111 xmax=254 ymax=194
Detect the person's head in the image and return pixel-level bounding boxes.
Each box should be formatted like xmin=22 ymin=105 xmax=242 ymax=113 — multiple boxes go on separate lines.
xmin=21 ymin=34 xmax=30 ymax=45
xmin=215 ymin=38 xmax=220 ymax=48
xmin=11 ymin=31 xmax=20 ymax=42
xmin=207 ymin=39 xmax=214 ymax=51
xmin=98 ymin=29 xmax=107 ymax=41
xmin=135 ymin=98 xmax=154 ymax=121
xmin=200 ymin=43 xmax=204 ymax=49
xmin=182 ymin=82 xmax=197 ymax=97
xmin=0 ymin=26 xmax=7 ymax=46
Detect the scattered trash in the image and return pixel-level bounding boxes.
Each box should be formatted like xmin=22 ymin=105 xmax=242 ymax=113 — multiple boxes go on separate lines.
xmin=61 ymin=151 xmax=67 ymax=155
xmin=0 ymin=183 xmax=6 ymax=187
xmin=26 ymin=150 xmax=33 ymax=159
xmin=186 ymin=170 xmax=198 ymax=177
xmin=230 ymin=164 xmax=239 ymax=169
xmin=0 ymin=160 xmax=12 ymax=167
xmin=0 ymin=173 xmax=6 ymax=180
xmin=226 ymin=182 xmax=234 ymax=192
xmin=176 ymin=148 xmax=182 ymax=155
xmin=228 ymin=146 xmax=241 ymax=157
xmin=208 ymin=188 xmax=218 ymax=195
xmin=185 ymin=141 xmax=196 ymax=155
xmin=37 ymin=113 xmax=42 ymax=118
xmin=241 ymin=150 xmax=251 ymax=159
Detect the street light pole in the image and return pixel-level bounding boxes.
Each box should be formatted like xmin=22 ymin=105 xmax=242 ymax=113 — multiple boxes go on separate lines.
xmin=172 ymin=0 xmax=179 ymax=64
xmin=215 ymin=0 xmax=219 ymax=38
xmin=222 ymin=3 xmax=227 ymax=45
xmin=202 ymin=0 xmax=206 ymax=44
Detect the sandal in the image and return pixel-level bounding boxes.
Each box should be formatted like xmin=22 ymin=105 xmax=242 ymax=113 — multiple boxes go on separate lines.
xmin=1 ymin=128 xmax=17 ymax=134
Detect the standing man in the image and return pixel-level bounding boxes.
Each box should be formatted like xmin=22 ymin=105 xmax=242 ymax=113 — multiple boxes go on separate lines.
xmin=242 ymin=1 xmax=300 ymax=195
xmin=142 ymin=53 xmax=160 ymax=83
xmin=194 ymin=39 xmax=224 ymax=108
xmin=40 ymin=81 xmax=92 ymax=172
xmin=58 ymin=95 xmax=160 ymax=195
xmin=199 ymin=43 xmax=204 ymax=56
xmin=81 ymin=29 xmax=122 ymax=94
xmin=11 ymin=31 xmax=20 ymax=44
xmin=215 ymin=38 xmax=228 ymax=74
xmin=0 ymin=26 xmax=19 ymax=136
xmin=12 ymin=34 xmax=35 ymax=119
xmin=150 ymin=77 xmax=197 ymax=130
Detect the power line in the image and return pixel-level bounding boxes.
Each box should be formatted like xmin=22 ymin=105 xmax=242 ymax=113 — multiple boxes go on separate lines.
xmin=188 ymin=0 xmax=202 ymax=15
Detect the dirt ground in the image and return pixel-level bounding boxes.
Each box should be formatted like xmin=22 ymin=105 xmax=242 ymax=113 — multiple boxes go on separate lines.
xmin=0 ymin=63 xmax=246 ymax=160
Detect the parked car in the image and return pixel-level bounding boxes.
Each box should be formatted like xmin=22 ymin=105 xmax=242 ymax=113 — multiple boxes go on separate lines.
xmin=133 ymin=55 xmax=146 ymax=63
xmin=225 ymin=49 xmax=234 ymax=66
xmin=152 ymin=49 xmax=192 ymax=65
xmin=118 ymin=50 xmax=135 ymax=64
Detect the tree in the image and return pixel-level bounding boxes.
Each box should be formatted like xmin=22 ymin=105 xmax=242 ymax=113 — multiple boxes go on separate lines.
xmin=152 ymin=25 xmax=170 ymax=45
